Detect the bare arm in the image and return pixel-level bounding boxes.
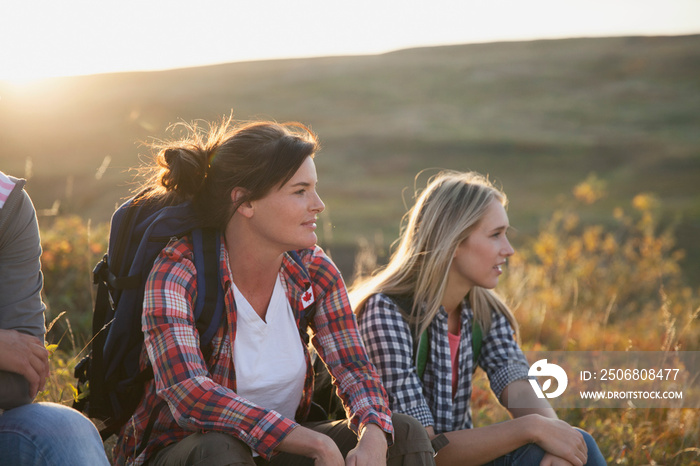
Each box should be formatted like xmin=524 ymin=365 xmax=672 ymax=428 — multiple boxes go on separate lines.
xmin=501 ymin=379 xmax=558 ymax=419
xmin=425 ymin=416 xmax=538 ymax=466
xmin=426 ymin=414 xmax=586 ymax=466
xmin=503 ymin=380 xmax=587 ymax=466
xmin=423 ymin=380 xmax=587 ymax=466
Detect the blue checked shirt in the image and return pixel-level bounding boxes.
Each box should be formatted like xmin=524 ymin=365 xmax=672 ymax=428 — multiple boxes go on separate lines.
xmin=357 ymin=293 xmax=530 ymax=434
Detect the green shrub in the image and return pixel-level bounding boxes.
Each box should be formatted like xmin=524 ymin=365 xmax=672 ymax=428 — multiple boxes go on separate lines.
xmin=39 ymin=215 xmax=108 ymax=351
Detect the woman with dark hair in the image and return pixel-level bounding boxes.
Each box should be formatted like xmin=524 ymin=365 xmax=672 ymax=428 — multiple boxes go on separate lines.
xmin=113 ymin=117 xmax=435 ymax=466
xmin=351 ymin=171 xmax=606 ymax=465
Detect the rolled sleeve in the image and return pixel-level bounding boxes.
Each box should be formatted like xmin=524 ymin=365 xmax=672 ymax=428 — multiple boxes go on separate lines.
xmin=480 ymin=312 xmax=530 ymax=400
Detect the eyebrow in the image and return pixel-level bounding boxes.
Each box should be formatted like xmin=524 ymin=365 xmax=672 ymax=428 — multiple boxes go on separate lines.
xmin=286 ymin=179 xmax=320 ymax=191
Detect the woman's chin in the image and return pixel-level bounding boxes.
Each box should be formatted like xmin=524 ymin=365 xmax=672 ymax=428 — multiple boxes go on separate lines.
xmin=293 ymin=234 xmax=318 ymax=250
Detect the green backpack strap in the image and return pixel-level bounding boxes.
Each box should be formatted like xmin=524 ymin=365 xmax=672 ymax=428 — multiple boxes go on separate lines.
xmin=471 ymin=321 xmax=483 ymax=365
xmin=415 ymin=330 xmax=429 ymax=380
xmin=386 ymin=294 xmax=483 ymax=379
xmin=416 ymin=320 xmax=483 ymax=380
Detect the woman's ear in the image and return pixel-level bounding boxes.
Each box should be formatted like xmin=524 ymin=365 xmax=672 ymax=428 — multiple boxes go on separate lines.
xmin=231 ymin=187 xmax=254 ymax=218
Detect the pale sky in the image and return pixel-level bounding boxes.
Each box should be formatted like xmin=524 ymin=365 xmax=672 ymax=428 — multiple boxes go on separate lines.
xmin=1 ymin=0 xmax=699 ymax=82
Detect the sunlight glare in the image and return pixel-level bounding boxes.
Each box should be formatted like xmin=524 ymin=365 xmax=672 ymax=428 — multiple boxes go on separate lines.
xmin=1 ymin=73 xmax=52 ymax=87
xmin=0 ymin=0 xmax=699 ymax=82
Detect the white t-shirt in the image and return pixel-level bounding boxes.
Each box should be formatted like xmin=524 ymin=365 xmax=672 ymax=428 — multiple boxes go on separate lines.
xmin=232 ymin=274 xmax=307 ymax=421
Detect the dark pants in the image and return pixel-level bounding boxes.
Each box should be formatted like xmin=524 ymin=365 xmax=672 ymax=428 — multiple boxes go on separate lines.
xmin=150 ymin=413 xmax=435 ymax=466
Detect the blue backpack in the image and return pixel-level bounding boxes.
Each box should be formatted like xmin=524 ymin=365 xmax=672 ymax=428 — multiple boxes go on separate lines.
xmin=73 ymin=192 xmax=318 ymax=440
xmin=73 ymin=193 xmax=226 ymax=439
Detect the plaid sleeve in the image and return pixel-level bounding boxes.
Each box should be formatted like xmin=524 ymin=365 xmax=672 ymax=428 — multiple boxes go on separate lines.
xmin=305 ymin=248 xmax=394 ymax=440
xmin=480 ymin=310 xmax=530 ymax=401
xmin=357 ymin=294 xmax=435 ymax=428
xmin=143 ymin=239 xmax=297 ymax=460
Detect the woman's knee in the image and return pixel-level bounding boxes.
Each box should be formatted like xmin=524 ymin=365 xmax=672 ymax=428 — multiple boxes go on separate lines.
xmin=392 ymin=413 xmax=426 ymax=438
xmin=152 ymin=431 xmax=255 ymax=466
xmin=0 ymin=403 xmax=108 ymax=465
xmin=388 ymin=413 xmax=434 ymax=456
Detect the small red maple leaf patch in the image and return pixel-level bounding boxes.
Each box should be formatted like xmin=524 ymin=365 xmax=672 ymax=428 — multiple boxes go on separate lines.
xmin=301 ymin=287 xmax=315 ymax=308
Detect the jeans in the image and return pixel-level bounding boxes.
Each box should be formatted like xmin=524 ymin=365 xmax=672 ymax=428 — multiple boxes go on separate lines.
xmin=485 ymin=429 xmax=606 ymax=466
xmin=0 ymin=402 xmax=109 ymax=466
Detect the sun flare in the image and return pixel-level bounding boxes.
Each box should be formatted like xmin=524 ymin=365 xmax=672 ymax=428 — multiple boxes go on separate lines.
xmin=0 ymin=0 xmax=698 ymax=83
xmin=1 ymin=73 xmax=52 ymax=87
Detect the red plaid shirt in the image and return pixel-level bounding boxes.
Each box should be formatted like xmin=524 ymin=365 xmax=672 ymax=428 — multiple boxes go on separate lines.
xmin=113 ymin=235 xmax=393 ymax=465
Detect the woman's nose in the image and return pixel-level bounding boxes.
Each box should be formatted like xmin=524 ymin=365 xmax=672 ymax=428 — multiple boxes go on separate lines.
xmin=312 ymin=191 xmax=325 ymax=213
xmin=503 ymin=238 xmax=515 ymax=257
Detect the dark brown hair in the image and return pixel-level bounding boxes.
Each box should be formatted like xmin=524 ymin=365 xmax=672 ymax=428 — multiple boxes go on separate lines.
xmin=137 ymin=116 xmax=319 ymax=229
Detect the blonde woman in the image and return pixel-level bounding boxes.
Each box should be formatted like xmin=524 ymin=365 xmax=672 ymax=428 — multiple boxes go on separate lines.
xmin=351 ymin=171 xmax=605 ymax=465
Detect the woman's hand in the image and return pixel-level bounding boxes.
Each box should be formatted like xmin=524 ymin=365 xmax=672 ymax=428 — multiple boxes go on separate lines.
xmin=532 ymin=417 xmax=587 ymax=466
xmin=277 ymin=425 xmax=345 ymax=466
xmin=503 ymin=381 xmax=587 ymax=465
xmin=540 ymin=452 xmax=576 ymax=466
xmin=0 ymin=329 xmax=49 ymax=397
xmin=345 ymin=423 xmax=388 ymax=466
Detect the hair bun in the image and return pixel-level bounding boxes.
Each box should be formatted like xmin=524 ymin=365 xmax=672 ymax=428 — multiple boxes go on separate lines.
xmin=156 ymin=146 xmax=207 ymax=199
xmin=163 ymin=148 xmax=181 ymax=166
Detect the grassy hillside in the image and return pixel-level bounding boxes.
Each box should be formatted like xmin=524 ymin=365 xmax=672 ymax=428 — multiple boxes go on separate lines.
xmin=1 ymin=35 xmax=699 ymax=281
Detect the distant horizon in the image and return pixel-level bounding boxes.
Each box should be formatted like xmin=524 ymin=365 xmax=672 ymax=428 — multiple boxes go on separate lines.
xmin=2 ymin=0 xmax=699 ymax=83
xmin=3 ymin=32 xmax=699 ymax=84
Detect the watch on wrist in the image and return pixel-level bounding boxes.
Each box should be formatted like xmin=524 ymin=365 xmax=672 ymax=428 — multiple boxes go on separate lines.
xmin=431 ymin=433 xmax=449 ymax=456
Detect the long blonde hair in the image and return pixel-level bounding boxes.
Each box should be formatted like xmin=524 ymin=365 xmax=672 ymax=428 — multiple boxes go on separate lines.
xmin=351 ymin=170 xmax=519 ymax=339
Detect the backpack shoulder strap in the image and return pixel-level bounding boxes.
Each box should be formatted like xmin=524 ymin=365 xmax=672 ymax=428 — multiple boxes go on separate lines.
xmin=191 ymin=227 xmax=225 ymax=358
xmin=136 ymin=227 xmax=223 ymax=457
xmin=415 ymin=329 xmax=429 ymax=380
xmin=471 ymin=320 xmax=483 ymax=364
xmin=385 ymin=294 xmax=482 ymax=380
xmin=416 ymin=322 xmax=482 ymax=379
